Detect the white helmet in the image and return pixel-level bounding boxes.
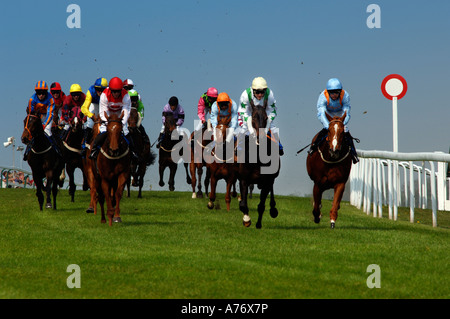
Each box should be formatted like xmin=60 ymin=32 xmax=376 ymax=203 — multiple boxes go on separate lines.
xmin=251 ymin=77 xmax=268 ymax=90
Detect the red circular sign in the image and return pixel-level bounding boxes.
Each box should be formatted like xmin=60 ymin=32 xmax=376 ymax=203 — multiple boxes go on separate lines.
xmin=381 ymin=74 xmax=407 ymax=100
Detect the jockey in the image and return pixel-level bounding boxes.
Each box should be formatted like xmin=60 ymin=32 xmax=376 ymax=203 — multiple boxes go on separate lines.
xmin=128 ymin=89 xmax=151 ymax=145
xmin=24 ymin=81 xmax=61 ymax=159
xmin=59 ymin=84 xmax=86 ymax=141
xmin=88 ymin=77 xmax=139 ymax=160
xmin=80 ymin=77 xmax=108 ymax=155
xmin=156 ymin=96 xmax=185 ymax=149
xmin=308 ymin=78 xmax=358 ymax=163
xmin=238 ymin=76 xmax=284 ymax=155
xmin=50 ymin=82 xmax=66 ymax=130
xmin=196 ymin=87 xmax=218 ymax=131
xmin=210 ymin=92 xmax=238 ymax=143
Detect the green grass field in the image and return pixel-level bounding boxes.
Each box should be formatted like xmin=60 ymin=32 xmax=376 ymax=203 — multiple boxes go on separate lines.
xmin=0 ymin=188 xmax=448 ymax=299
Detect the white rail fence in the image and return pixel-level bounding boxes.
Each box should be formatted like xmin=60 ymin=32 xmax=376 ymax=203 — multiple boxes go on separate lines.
xmin=349 ymin=150 xmax=450 ymax=227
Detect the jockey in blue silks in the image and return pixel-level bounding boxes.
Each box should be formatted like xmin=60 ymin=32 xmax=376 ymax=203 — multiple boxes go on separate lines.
xmin=309 ymin=78 xmax=359 ymax=163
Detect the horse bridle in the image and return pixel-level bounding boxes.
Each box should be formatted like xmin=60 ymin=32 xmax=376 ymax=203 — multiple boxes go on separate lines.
xmin=24 ymin=113 xmax=41 ymax=140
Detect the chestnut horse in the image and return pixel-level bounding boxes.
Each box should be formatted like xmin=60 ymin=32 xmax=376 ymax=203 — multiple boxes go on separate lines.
xmin=127 ymin=107 xmax=156 ymax=198
xmin=82 ymin=114 xmax=105 ymax=215
xmin=158 ymin=113 xmax=191 ymax=191
xmin=96 ymin=111 xmax=130 ymax=226
xmin=61 ymin=106 xmax=88 ymax=202
xmin=189 ymin=126 xmax=212 ymax=199
xmin=206 ymin=124 xmax=238 ymax=211
xmin=237 ymin=106 xmax=280 ymax=229
xmin=21 ymin=112 xmax=64 ymax=210
xmin=306 ymin=112 xmax=352 ymax=229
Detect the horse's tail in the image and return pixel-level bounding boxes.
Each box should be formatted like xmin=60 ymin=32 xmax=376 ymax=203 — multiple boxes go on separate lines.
xmin=147 ymin=149 xmax=157 ymax=166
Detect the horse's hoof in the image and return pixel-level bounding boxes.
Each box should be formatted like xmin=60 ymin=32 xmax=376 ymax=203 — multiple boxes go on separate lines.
xmin=169 ymin=186 xmax=175 ymax=192
xmin=314 ymin=213 xmax=322 ymax=224
xmin=256 ymin=222 xmax=262 ymax=229
xmin=113 ymin=217 xmax=122 ymax=223
xmin=159 ymin=181 xmax=164 ymax=187
xmin=192 ymin=192 xmax=197 ymax=199
xmin=86 ymin=207 xmax=94 ymax=213
xmin=101 ymin=219 xmax=106 ymax=224
xmin=197 ymin=191 xmax=203 ymax=199
xmin=45 ymin=203 xmax=52 ymax=209
xmin=330 ymin=219 xmax=335 ymax=229
xmin=207 ymin=201 xmax=214 ymax=210
xmin=243 ymin=215 xmax=251 ymax=227
xmin=270 ymin=208 xmax=278 ymax=218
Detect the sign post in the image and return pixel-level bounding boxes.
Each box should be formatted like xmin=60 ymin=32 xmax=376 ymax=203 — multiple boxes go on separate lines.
xmin=381 ymin=74 xmax=407 ymax=221
xmin=381 ymin=74 xmax=407 ymax=152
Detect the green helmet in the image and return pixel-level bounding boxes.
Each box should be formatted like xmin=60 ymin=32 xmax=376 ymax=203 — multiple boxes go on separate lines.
xmin=128 ymin=89 xmax=139 ymax=101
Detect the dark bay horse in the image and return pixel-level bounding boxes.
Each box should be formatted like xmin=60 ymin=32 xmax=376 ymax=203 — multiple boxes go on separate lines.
xmin=237 ymin=106 xmax=280 ymax=229
xmin=158 ymin=113 xmax=191 ymax=191
xmin=61 ymin=106 xmax=88 ymax=202
xmin=189 ymin=126 xmax=212 ymax=199
xmin=306 ymin=111 xmax=352 ymax=229
xmin=96 ymin=111 xmax=130 ymax=226
xmin=206 ymin=124 xmax=238 ymax=211
xmin=127 ymin=107 xmax=156 ymax=198
xmin=21 ymin=112 xmax=64 ymax=210
xmin=82 ymin=114 xmax=105 ymax=215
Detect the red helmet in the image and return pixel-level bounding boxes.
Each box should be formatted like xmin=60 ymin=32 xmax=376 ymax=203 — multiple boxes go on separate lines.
xmin=207 ymin=87 xmax=218 ymax=98
xmin=50 ymin=82 xmax=62 ymax=91
xmin=109 ymin=77 xmax=123 ymax=90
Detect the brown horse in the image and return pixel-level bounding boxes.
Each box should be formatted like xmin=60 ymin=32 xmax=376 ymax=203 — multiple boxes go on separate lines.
xmin=21 ymin=113 xmax=64 ymax=210
xmin=61 ymin=106 xmax=89 ymax=202
xmin=127 ymin=107 xmax=156 ymax=198
xmin=206 ymin=124 xmax=238 ymax=211
xmin=158 ymin=113 xmax=191 ymax=191
xmin=237 ymin=106 xmax=280 ymax=229
xmin=96 ymin=111 xmax=131 ymax=225
xmin=82 ymin=114 xmax=105 ymax=215
xmin=189 ymin=126 xmax=212 ymax=199
xmin=306 ymin=111 xmax=352 ymax=229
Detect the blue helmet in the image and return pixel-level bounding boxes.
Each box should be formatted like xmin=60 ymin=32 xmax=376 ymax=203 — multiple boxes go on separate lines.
xmin=94 ymin=77 xmax=108 ymax=89
xmin=326 ymin=78 xmax=343 ymax=90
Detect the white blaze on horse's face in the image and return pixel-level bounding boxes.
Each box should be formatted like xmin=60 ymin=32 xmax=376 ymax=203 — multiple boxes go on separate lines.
xmin=74 ymin=117 xmax=78 ymax=125
xmin=332 ymin=123 xmax=338 ymax=151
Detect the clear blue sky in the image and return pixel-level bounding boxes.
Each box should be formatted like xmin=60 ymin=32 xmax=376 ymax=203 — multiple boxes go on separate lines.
xmin=1 ymin=0 xmax=449 ymax=196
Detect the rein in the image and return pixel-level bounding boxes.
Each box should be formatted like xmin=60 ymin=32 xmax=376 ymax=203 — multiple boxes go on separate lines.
xmin=318 ymin=146 xmax=351 ymax=164
xmin=31 ymin=145 xmax=52 ymax=155
xmin=63 ymin=141 xmax=82 ymax=154
xmin=100 ymin=147 xmax=129 ymax=160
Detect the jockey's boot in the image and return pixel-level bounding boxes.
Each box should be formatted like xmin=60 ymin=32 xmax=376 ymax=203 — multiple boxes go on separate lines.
xmin=124 ymin=133 xmax=140 ymax=161
xmin=23 ymin=144 xmax=31 ymax=161
xmin=156 ymin=132 xmax=164 ymax=149
xmin=80 ymin=128 xmax=92 ymax=157
xmin=308 ymin=128 xmax=328 ymax=155
xmin=47 ymin=134 xmax=63 ymax=158
xmin=88 ymin=132 xmax=107 ymax=160
xmin=278 ymin=141 xmax=284 ymax=156
xmin=345 ymin=131 xmax=359 ymax=164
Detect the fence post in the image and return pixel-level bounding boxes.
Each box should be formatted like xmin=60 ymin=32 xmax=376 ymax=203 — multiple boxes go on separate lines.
xmin=409 ymin=161 xmax=415 ymax=223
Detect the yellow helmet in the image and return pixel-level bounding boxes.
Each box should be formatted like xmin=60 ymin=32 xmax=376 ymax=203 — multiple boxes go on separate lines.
xmin=70 ymin=84 xmax=82 ymax=93
xmin=251 ymin=77 xmax=268 ymax=90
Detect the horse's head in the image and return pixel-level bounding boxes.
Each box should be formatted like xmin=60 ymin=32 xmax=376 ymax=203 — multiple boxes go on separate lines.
xmin=251 ymin=105 xmax=268 ymax=141
xmin=69 ymin=107 xmax=83 ymax=133
xmin=163 ymin=112 xmax=177 ymax=135
xmin=214 ymin=124 xmax=228 ymax=144
xmin=105 ymin=111 xmax=124 ymax=156
xmin=128 ymin=107 xmax=139 ymax=130
xmin=21 ymin=112 xmax=42 ymax=144
xmin=325 ymin=111 xmax=346 ymax=159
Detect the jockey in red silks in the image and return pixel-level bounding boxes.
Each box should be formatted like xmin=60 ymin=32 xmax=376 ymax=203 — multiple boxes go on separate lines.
xmin=59 ymin=84 xmax=86 ymax=141
xmin=24 ymin=81 xmax=62 ymax=159
xmin=88 ymin=77 xmax=138 ymax=160
xmin=196 ymin=87 xmax=218 ymax=131
xmin=50 ymin=82 xmax=66 ymax=129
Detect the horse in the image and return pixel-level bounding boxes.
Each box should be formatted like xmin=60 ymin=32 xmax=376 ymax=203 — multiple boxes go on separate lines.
xmin=126 ymin=106 xmax=156 ymax=198
xmin=82 ymin=114 xmax=105 ymax=216
xmin=96 ymin=111 xmax=131 ymax=226
xmin=206 ymin=124 xmax=238 ymax=211
xmin=237 ymin=106 xmax=280 ymax=229
xmin=21 ymin=112 xmax=64 ymax=210
xmin=306 ymin=111 xmax=352 ymax=229
xmin=158 ymin=113 xmax=191 ymax=191
xmin=61 ymin=106 xmax=89 ymax=202
xmin=189 ymin=126 xmax=212 ymax=199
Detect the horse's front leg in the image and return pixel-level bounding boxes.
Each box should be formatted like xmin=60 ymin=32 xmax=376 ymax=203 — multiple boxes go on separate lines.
xmin=45 ymin=171 xmax=53 ymax=209
xmin=330 ymin=183 xmax=346 ymax=229
xmin=113 ymin=174 xmax=128 ymax=223
xmin=256 ymin=186 xmax=270 ymax=229
xmin=190 ymin=163 xmax=197 ymax=198
xmin=168 ymin=164 xmax=177 ymax=191
xmin=225 ymin=178 xmax=233 ymax=211
xmin=196 ymin=165 xmax=204 ymax=198
xmin=207 ymin=174 xmax=217 ymax=209
xmin=159 ymin=164 xmax=165 ymax=187
xmin=184 ymin=162 xmax=191 ymax=185
xmin=312 ymin=183 xmax=323 ymax=224
xmin=34 ymin=176 xmax=45 ymax=211
xmin=239 ymin=179 xmax=251 ymax=227
xmin=269 ymin=184 xmax=278 ymax=218
xmin=101 ymin=180 xmax=114 ymax=226
xmin=67 ymin=165 xmax=76 ymax=202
